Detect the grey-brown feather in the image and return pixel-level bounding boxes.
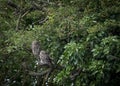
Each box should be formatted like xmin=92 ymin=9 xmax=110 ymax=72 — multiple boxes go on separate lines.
xmin=39 ymin=50 xmax=52 ymax=66
xmin=31 ymin=40 xmax=53 ymax=66
xmin=31 ymin=40 xmax=41 ymax=58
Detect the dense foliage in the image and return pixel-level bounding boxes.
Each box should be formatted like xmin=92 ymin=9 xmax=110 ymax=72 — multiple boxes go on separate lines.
xmin=0 ymin=0 xmax=120 ymax=86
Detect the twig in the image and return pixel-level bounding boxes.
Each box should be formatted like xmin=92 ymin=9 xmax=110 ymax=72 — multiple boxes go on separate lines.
xmin=32 ymin=17 xmax=48 ymax=25
xmin=15 ymin=13 xmax=21 ymax=31
xmin=21 ymin=10 xmax=31 ymax=18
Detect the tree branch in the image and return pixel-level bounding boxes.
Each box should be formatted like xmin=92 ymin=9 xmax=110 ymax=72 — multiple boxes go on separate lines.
xmin=29 ymin=69 xmax=50 ymax=76
xmin=7 ymin=0 xmax=19 ymax=9
xmin=15 ymin=13 xmax=21 ymax=31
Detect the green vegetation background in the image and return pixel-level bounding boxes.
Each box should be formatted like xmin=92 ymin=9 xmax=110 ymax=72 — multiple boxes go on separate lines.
xmin=0 ymin=0 xmax=120 ymax=86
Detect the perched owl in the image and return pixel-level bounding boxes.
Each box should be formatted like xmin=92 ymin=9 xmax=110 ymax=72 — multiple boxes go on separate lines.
xmin=39 ymin=50 xmax=52 ymax=67
xmin=31 ymin=40 xmax=40 ymax=58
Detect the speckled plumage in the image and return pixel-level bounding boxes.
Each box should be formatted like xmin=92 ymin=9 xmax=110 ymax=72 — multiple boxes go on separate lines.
xmin=39 ymin=50 xmax=52 ymax=66
xmin=31 ymin=40 xmax=40 ymax=58
xmin=31 ymin=40 xmax=52 ymax=66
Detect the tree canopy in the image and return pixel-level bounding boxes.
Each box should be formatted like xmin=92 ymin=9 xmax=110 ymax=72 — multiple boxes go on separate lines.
xmin=0 ymin=0 xmax=120 ymax=86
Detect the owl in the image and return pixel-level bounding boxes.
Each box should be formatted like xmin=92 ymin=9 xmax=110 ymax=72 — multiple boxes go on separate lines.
xmin=31 ymin=40 xmax=40 ymax=58
xmin=39 ymin=50 xmax=52 ymax=67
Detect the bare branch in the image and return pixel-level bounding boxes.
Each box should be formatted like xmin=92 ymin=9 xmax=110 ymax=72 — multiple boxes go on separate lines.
xmin=21 ymin=10 xmax=31 ymax=18
xmin=29 ymin=69 xmax=50 ymax=76
xmin=15 ymin=13 xmax=21 ymax=31
xmin=32 ymin=1 xmax=43 ymax=10
xmin=34 ymin=17 xmax=48 ymax=25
